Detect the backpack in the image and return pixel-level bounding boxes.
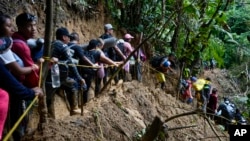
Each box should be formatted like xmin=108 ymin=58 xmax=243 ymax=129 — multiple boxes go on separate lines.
xmin=83 ymin=50 xmax=96 ymax=64
xmin=150 ymin=56 xmax=166 ymax=68
xmin=203 ymin=83 xmax=211 ymax=99
xmin=116 ymin=42 xmax=125 ymax=61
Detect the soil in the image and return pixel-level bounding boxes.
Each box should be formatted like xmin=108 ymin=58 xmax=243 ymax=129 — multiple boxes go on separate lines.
xmin=0 ymin=1 xmax=236 ymax=141
xmin=22 ymin=68 xmax=231 ymax=141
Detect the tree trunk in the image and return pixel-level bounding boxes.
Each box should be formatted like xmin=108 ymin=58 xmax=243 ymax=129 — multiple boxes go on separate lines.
xmin=38 ymin=0 xmax=54 ymax=125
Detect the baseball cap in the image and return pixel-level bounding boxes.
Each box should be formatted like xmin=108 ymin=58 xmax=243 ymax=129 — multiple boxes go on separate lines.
xmin=124 ymin=33 xmax=134 ymax=39
xmin=104 ymin=24 xmax=114 ymax=30
xmin=0 ymin=37 xmax=12 ymax=53
xmin=162 ymin=60 xmax=171 ymax=67
xmin=56 ymin=27 xmax=72 ymax=38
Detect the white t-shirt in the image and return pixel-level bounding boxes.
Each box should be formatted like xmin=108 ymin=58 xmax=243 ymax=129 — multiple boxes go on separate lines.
xmin=0 ymin=48 xmax=16 ymax=65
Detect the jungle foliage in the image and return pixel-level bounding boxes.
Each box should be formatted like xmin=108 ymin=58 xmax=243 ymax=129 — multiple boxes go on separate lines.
xmin=104 ymin=0 xmax=250 ymax=121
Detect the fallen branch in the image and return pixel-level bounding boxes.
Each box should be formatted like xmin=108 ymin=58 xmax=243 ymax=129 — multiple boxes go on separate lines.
xmin=204 ymin=116 xmax=223 ymax=141
xmin=141 ymin=116 xmax=163 ymax=141
xmin=168 ymin=124 xmax=197 ymax=131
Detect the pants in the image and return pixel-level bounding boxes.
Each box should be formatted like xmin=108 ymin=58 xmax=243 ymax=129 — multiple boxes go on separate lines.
xmin=82 ymin=72 xmax=94 ymax=104
xmin=45 ymin=76 xmax=78 ymax=118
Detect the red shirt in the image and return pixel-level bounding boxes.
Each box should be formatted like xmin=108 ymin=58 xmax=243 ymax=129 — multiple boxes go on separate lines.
xmin=207 ymin=93 xmax=218 ymax=112
xmin=11 ymin=32 xmax=39 ymax=88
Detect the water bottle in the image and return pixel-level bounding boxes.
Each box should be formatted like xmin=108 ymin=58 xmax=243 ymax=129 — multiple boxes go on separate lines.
xmin=51 ymin=64 xmax=60 ymax=88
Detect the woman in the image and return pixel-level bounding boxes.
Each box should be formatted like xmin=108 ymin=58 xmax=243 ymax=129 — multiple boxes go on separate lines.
xmin=81 ymin=39 xmax=121 ymax=103
xmin=0 ymin=37 xmax=44 ymax=141
xmin=0 ymin=14 xmax=39 ymax=140
xmin=0 ymin=14 xmax=39 ymax=79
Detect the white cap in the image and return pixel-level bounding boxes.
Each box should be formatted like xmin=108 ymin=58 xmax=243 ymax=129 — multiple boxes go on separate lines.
xmin=104 ymin=24 xmax=113 ymax=30
xmin=117 ymin=39 xmax=124 ymax=44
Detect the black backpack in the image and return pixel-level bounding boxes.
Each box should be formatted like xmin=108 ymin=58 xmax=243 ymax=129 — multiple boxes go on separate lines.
xmin=203 ymin=83 xmax=211 ymax=99
xmin=150 ymin=56 xmax=166 ymax=68
xmin=116 ymin=42 xmax=125 ymax=61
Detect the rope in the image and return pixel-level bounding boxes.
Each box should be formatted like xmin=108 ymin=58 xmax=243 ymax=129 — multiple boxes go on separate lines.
xmin=43 ymin=57 xmax=118 ymax=69
xmin=3 ymin=96 xmax=38 ymax=141
xmin=3 ymin=61 xmax=44 ymax=141
xmin=143 ymin=63 xmax=178 ymax=81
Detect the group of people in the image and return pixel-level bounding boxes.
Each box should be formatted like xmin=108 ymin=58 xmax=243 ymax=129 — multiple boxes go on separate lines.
xmin=0 ymin=12 xmax=146 ymax=140
xmin=180 ymin=76 xmax=247 ymax=130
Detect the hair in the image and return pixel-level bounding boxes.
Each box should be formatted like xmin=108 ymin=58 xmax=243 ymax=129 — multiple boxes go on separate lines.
xmin=70 ymin=32 xmax=79 ymax=41
xmin=0 ymin=14 xmax=11 ymax=27
xmin=86 ymin=39 xmax=98 ymax=50
xmin=124 ymin=38 xmax=130 ymax=42
xmin=212 ymin=88 xmax=217 ymax=93
xmin=0 ymin=14 xmax=11 ymax=37
xmin=206 ymin=77 xmax=211 ymax=81
xmin=96 ymin=38 xmax=104 ymax=47
xmin=16 ymin=12 xmax=36 ymax=27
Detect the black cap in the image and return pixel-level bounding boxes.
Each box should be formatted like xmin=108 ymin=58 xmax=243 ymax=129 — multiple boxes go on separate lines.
xmin=56 ymin=27 xmax=72 ymax=38
xmin=0 ymin=37 xmax=12 ymax=53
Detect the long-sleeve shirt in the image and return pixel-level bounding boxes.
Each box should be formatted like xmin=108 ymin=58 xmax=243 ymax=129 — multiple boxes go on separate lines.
xmin=0 ymin=63 xmax=35 ymax=100
xmin=52 ymin=40 xmax=83 ymax=81
xmin=11 ymin=32 xmax=39 ymax=88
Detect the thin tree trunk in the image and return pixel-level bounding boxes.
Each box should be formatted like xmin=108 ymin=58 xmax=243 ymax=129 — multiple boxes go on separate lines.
xmin=38 ymin=0 xmax=53 ymax=126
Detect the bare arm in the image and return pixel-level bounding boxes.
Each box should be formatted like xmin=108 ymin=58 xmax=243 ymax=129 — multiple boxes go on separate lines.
xmin=114 ymin=46 xmax=126 ymax=60
xmin=99 ymin=52 xmax=118 ymax=67
xmin=6 ymin=62 xmax=38 ymax=76
xmin=82 ymin=56 xmax=94 ymax=66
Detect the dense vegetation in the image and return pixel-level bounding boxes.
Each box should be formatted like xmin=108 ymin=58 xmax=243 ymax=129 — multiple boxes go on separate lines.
xmin=103 ymin=0 xmax=250 ymax=120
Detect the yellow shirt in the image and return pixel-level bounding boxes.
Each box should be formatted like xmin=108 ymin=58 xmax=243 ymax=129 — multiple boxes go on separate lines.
xmin=193 ymin=79 xmax=210 ymax=91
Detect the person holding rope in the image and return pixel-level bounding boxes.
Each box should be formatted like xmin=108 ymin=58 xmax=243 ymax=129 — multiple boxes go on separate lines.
xmin=11 ymin=13 xmax=43 ymax=88
xmin=0 ymin=13 xmax=43 ymax=140
xmin=46 ymin=27 xmax=86 ymax=117
xmin=80 ymin=39 xmax=121 ymax=103
xmin=0 ymin=39 xmax=43 ymax=140
xmin=100 ymin=23 xmax=126 ymax=84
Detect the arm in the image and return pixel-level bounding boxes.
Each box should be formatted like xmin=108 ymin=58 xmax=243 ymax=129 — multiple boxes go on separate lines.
xmin=114 ymin=46 xmax=126 ymax=60
xmin=12 ymin=42 xmax=34 ymax=67
xmin=6 ymin=62 xmax=38 ymax=75
xmin=72 ymin=45 xmax=94 ymax=66
xmin=99 ymin=52 xmax=118 ymax=67
xmin=0 ymin=64 xmax=36 ymax=100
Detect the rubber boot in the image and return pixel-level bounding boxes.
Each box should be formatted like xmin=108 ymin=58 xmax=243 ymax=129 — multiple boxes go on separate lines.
xmin=70 ymin=91 xmax=81 ymax=115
